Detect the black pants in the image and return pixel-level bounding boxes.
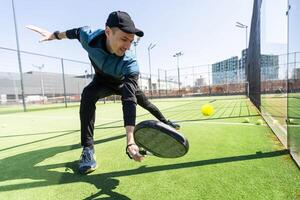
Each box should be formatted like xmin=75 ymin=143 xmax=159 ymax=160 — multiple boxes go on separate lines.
xmin=80 ymin=76 xmax=168 ymax=147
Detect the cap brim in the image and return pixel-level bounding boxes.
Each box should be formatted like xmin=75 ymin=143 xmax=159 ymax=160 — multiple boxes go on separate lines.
xmin=121 ymin=27 xmax=144 ymax=37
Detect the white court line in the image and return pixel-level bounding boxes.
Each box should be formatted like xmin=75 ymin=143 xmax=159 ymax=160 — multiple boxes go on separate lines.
xmin=180 ymin=120 xmax=267 ymax=126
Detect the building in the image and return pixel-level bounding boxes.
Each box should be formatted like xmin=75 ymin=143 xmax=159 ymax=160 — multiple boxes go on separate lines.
xmin=212 ymin=56 xmax=239 ymax=85
xmin=240 ymin=49 xmax=279 ymax=81
xmin=0 ymin=71 xmax=89 ymax=102
xmin=212 ymin=49 xmax=279 ymax=84
xmin=194 ymin=76 xmax=206 ymax=87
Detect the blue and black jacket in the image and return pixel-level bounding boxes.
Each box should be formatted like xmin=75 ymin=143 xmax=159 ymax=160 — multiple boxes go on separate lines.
xmin=66 ymin=26 xmax=139 ymax=126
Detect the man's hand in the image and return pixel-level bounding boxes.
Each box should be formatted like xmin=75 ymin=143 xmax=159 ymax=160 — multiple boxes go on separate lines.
xmin=126 ymin=126 xmax=144 ymax=162
xmin=26 ymin=25 xmax=57 ymax=42
xmin=127 ymin=143 xmax=144 ymax=162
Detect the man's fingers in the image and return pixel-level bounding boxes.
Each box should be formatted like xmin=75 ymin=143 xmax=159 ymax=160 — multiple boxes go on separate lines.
xmin=127 ymin=145 xmax=144 ymax=162
xmin=26 ymin=25 xmax=42 ymax=33
xmin=133 ymin=154 xmax=144 ymax=162
xmin=26 ymin=25 xmax=53 ymax=43
xmin=25 ymin=25 xmax=36 ymax=30
xmin=25 ymin=25 xmax=45 ymax=32
xmin=132 ymin=150 xmax=144 ymax=162
xmin=39 ymin=37 xmax=51 ymax=43
xmin=26 ymin=25 xmax=51 ymax=37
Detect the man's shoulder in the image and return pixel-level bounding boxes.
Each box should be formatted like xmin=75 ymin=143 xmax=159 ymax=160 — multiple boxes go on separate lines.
xmin=80 ymin=26 xmax=104 ymax=34
xmin=79 ymin=27 xmax=105 ymax=44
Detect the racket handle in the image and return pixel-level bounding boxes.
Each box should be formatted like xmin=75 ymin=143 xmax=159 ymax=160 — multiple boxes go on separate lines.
xmin=126 ymin=144 xmax=151 ymax=159
xmin=139 ymin=149 xmax=152 ymax=156
xmin=139 ymin=149 xmax=147 ymax=155
xmin=139 ymin=149 xmax=149 ymax=156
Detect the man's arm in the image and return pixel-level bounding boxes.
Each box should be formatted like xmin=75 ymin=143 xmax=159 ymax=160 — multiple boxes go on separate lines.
xmin=121 ymin=74 xmax=144 ymax=162
xmin=125 ymin=125 xmax=143 ymax=162
xmin=26 ymin=25 xmax=68 ymax=42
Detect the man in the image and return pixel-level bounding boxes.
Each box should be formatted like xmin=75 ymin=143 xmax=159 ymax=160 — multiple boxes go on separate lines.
xmin=27 ymin=11 xmax=180 ymax=174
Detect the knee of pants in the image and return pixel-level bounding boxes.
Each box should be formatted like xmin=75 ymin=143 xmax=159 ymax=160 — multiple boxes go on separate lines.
xmin=81 ymin=87 xmax=98 ymax=103
xmin=138 ymin=97 xmax=151 ymax=108
xmin=80 ymin=89 xmax=98 ymax=113
xmin=136 ymin=95 xmax=146 ymax=106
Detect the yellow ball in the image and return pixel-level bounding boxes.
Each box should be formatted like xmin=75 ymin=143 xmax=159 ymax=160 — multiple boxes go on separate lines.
xmin=243 ymin=118 xmax=250 ymax=123
xmin=256 ymin=119 xmax=264 ymax=125
xmin=201 ymin=104 xmax=214 ymax=116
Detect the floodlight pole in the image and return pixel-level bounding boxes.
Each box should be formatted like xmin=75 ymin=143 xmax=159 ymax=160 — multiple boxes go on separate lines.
xmin=9 ymin=72 xmax=19 ymax=102
xmin=12 ymin=0 xmax=26 ymax=111
xmin=173 ymin=52 xmax=184 ymax=95
xmin=133 ymin=37 xmax=140 ymax=57
xmin=84 ymin=69 xmax=88 ymax=86
xmin=148 ymin=43 xmax=156 ymax=97
xmin=236 ymin=21 xmax=248 ymax=83
xmin=165 ymin=70 xmax=168 ymax=96
xmin=32 ymin=64 xmax=45 ymax=103
xmin=236 ymin=21 xmax=248 ymax=50
xmin=158 ymin=68 xmax=163 ymax=97
xmin=133 ymin=37 xmax=142 ymax=86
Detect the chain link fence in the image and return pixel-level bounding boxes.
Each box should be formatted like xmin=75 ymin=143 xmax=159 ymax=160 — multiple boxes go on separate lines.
xmin=260 ymin=0 xmax=300 ymax=166
xmin=0 ymin=46 xmax=251 ymax=113
xmin=0 ymin=47 xmax=93 ymax=112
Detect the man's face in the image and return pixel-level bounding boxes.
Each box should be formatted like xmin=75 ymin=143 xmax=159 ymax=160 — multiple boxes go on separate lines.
xmin=105 ymin=27 xmax=134 ymax=56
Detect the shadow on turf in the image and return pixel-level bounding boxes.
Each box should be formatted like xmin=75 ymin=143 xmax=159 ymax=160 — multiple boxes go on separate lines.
xmin=0 ymin=133 xmax=289 ymax=199
xmin=0 ymin=99 xmax=187 ymax=140
xmin=0 ymin=125 xmax=124 ymax=139
xmin=0 ymin=134 xmax=129 ymax=200
xmin=0 ymin=99 xmax=258 ymax=152
xmin=0 ymin=119 xmax=124 ymax=139
xmin=0 ymin=120 xmax=125 ymax=152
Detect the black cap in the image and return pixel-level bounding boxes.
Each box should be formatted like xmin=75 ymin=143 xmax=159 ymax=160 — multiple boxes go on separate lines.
xmin=106 ymin=11 xmax=144 ymax=37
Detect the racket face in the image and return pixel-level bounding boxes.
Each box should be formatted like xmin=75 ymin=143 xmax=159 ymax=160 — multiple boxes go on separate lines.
xmin=134 ymin=120 xmax=189 ymax=158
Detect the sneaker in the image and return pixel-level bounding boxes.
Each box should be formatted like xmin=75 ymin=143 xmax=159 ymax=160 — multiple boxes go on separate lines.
xmin=167 ymin=120 xmax=180 ymax=130
xmin=78 ymin=147 xmax=97 ymax=174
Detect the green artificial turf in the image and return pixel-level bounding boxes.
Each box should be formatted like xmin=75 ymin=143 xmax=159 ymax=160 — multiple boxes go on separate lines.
xmin=0 ymin=96 xmax=299 ymax=200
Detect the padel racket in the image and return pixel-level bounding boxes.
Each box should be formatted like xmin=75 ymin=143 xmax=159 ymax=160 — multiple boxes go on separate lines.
xmin=131 ymin=120 xmax=189 ymax=158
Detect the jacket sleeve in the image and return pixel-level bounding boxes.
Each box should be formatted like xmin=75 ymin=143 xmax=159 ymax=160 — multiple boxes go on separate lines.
xmin=121 ymin=73 xmax=139 ymax=126
xmin=66 ymin=28 xmax=81 ymax=41
xmin=66 ymin=26 xmax=90 ymax=42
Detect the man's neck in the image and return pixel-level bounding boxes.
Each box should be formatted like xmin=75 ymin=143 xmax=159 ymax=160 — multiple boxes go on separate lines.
xmin=105 ymin=39 xmax=114 ymax=54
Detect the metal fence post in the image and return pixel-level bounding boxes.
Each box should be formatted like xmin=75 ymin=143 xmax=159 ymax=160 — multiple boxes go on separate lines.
xmin=208 ymin=64 xmax=211 ymax=95
xmin=165 ymin=70 xmax=167 ymax=96
xmin=61 ymin=58 xmax=68 ymax=108
xmin=177 ymin=65 xmax=181 ymax=96
xmin=158 ymin=68 xmax=160 ymax=97
xmin=192 ymin=66 xmax=195 ymax=93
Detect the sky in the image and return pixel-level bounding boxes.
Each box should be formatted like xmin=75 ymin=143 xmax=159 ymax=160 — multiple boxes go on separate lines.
xmin=0 ymin=0 xmax=290 ymax=76
xmin=289 ymin=0 xmax=300 ymax=53
xmin=261 ymin=0 xmax=288 ymax=55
